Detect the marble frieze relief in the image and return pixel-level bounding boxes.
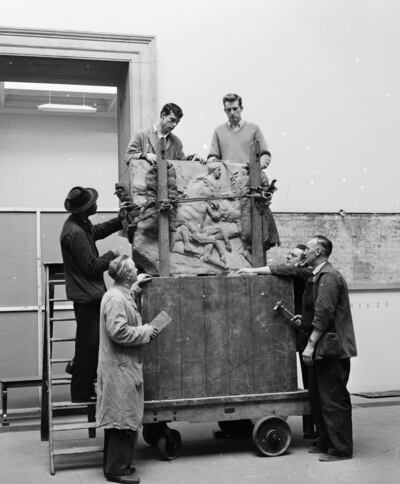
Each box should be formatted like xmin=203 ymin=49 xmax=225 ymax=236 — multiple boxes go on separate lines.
xmin=123 ymin=159 xmax=279 ymax=275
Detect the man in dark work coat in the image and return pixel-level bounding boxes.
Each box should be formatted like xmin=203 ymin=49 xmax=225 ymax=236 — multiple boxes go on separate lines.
xmin=302 ymin=235 xmax=357 ymax=461
xmin=60 ymin=186 xmax=126 ymax=402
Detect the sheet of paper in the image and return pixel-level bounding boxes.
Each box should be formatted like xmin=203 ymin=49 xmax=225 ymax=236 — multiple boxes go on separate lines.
xmin=149 ymin=310 xmax=172 ymax=332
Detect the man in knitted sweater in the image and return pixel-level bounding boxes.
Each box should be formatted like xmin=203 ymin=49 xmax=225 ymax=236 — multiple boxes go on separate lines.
xmin=207 ymin=93 xmax=271 ymax=169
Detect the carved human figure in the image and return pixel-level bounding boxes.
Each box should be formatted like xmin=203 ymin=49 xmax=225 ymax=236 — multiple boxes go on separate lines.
xmin=170 ymin=163 xmax=232 ymax=267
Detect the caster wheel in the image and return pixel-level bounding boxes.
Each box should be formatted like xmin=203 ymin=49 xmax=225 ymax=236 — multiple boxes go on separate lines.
xmin=157 ymin=429 xmax=182 ymax=461
xmin=252 ymin=416 xmax=292 ymax=456
xmin=142 ymin=423 xmax=160 ymax=447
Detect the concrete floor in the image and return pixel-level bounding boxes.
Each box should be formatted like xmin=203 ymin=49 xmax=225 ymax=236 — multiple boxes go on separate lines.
xmin=1 ymin=397 xmax=399 ymax=484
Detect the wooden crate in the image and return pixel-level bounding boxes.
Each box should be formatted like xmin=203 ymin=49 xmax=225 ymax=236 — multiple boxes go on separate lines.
xmin=141 ymin=275 xmax=296 ymax=401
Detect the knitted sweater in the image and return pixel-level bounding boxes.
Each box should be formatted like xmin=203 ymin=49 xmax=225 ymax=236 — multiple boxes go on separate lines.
xmin=208 ymin=121 xmax=270 ymax=163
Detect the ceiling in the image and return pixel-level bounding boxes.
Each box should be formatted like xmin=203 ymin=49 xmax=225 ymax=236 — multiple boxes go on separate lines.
xmin=0 ymin=82 xmax=117 ymax=117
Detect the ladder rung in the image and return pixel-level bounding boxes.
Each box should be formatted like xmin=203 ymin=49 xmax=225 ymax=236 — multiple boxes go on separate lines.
xmin=49 ymin=280 xmax=66 ymax=285
xmin=52 ymin=401 xmax=96 ymax=410
xmin=53 ymin=445 xmax=102 ymax=456
xmin=53 ymin=422 xmax=97 ymax=432
xmin=50 ymin=358 xmax=71 ymax=364
xmin=50 ymin=337 xmax=75 ymax=342
xmin=50 ymin=317 xmax=75 ymax=322
xmin=51 ymin=378 xmax=71 ymax=385
xmin=49 ymin=298 xmax=69 ymax=303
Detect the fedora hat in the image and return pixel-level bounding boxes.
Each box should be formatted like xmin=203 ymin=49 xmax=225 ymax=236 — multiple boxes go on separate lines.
xmin=64 ymin=186 xmax=98 ymax=213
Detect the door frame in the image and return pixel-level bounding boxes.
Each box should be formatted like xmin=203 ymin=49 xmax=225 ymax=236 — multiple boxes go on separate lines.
xmin=0 ymin=26 xmax=158 ymax=184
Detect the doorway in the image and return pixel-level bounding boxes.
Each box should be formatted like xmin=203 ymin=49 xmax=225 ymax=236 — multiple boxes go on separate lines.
xmin=0 ymin=27 xmax=157 ymax=409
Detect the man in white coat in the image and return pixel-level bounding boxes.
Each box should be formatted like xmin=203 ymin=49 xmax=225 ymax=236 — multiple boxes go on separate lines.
xmin=97 ymin=255 xmax=158 ymax=484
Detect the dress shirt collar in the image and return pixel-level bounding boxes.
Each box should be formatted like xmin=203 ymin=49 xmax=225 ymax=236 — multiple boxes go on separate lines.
xmin=313 ymin=261 xmax=327 ymax=276
xmin=226 ymin=119 xmax=244 ymax=131
xmin=154 ymin=124 xmax=169 ymax=140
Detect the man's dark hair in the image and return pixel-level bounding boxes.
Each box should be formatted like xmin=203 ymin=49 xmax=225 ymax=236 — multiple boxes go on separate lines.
xmin=222 ymin=93 xmax=243 ymax=108
xmin=313 ymin=235 xmax=333 ymax=257
xmin=160 ymin=103 xmax=183 ymax=119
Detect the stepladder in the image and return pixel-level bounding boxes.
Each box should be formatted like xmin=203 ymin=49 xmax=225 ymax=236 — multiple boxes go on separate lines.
xmin=40 ymin=263 xmax=101 ymax=475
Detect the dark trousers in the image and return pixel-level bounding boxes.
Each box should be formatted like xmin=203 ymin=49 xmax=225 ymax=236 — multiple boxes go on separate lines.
xmin=71 ymin=300 xmax=101 ymax=401
xmin=308 ymin=358 xmax=353 ymax=456
xmin=299 ymin=355 xmax=315 ymax=436
xmin=103 ymin=428 xmax=137 ymax=477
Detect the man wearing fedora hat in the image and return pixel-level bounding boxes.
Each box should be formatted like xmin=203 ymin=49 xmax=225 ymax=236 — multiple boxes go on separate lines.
xmin=61 ymin=186 xmax=127 ymax=403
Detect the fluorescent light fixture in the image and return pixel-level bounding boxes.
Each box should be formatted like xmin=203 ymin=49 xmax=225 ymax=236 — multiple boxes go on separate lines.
xmin=5 ymin=82 xmax=117 ymax=94
xmin=37 ymin=103 xmax=97 ymax=113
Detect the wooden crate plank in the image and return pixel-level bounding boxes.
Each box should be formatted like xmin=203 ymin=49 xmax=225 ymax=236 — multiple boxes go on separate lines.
xmin=203 ymin=277 xmax=230 ymax=397
xmin=250 ymin=276 xmax=276 ymax=393
xmin=156 ymin=138 xmax=171 ymax=276
xmin=226 ymin=277 xmax=253 ymax=395
xmin=155 ymin=278 xmax=182 ymax=399
xmin=273 ymin=324 xmax=297 ymax=392
xmin=179 ymin=277 xmax=206 ymax=398
xmin=141 ymin=281 xmax=159 ymax=401
xmin=271 ymin=277 xmax=298 ymax=392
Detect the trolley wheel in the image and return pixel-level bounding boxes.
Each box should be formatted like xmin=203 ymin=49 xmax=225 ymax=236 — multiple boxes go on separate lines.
xmin=142 ymin=423 xmax=160 ymax=447
xmin=157 ymin=429 xmax=182 ymax=461
xmin=252 ymin=416 xmax=292 ymax=457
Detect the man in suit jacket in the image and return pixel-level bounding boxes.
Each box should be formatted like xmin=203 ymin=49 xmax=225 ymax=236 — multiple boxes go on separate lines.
xmin=124 ymin=103 xmax=201 ymax=165
xmin=302 ymin=235 xmax=357 ymax=462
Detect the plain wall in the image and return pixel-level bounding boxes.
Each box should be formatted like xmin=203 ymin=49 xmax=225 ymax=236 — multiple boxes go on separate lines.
xmin=0 ymin=113 xmax=118 ymax=208
xmin=2 ymin=0 xmax=400 ymax=212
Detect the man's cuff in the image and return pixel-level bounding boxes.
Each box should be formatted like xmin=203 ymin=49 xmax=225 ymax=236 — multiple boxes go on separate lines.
xmin=312 ymin=321 xmax=326 ymax=331
xmin=131 ymin=284 xmax=141 ymax=297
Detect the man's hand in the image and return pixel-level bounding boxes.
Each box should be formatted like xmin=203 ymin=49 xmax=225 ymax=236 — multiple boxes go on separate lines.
xmin=136 ymin=273 xmax=152 ymax=287
xmin=290 ymin=315 xmax=303 ymax=328
xmin=260 ymin=154 xmax=270 ymax=170
xmin=191 ymin=154 xmax=206 ymax=164
xmin=302 ymin=344 xmax=315 ymax=367
xmin=118 ymin=201 xmax=133 ymax=220
xmin=234 ymin=267 xmax=256 ymax=275
xmin=149 ymin=326 xmax=159 ymax=340
xmin=145 ymin=153 xmax=157 ymax=164
xmin=131 ymin=273 xmax=152 ymax=296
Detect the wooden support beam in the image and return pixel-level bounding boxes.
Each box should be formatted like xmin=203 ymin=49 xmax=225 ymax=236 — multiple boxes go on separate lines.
xmin=156 ymin=138 xmax=170 ymax=276
xmin=0 ymin=82 xmax=5 ymax=107
xmin=249 ymin=141 xmax=266 ymax=267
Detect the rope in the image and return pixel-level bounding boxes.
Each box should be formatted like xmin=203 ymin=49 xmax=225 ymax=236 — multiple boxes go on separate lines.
xmin=126 ymin=189 xmax=273 ymax=228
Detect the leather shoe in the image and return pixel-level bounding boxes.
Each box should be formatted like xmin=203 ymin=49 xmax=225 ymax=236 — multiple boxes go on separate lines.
xmin=65 ymin=360 xmax=74 ymax=375
xmin=106 ymin=474 xmax=140 ymax=483
xmin=319 ymin=453 xmax=352 ymax=462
